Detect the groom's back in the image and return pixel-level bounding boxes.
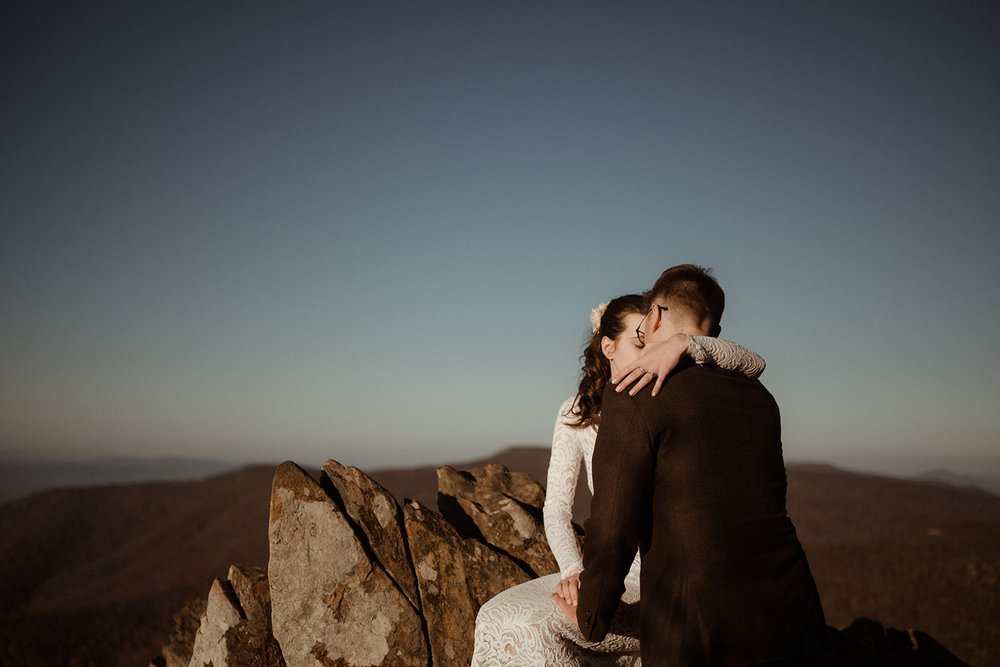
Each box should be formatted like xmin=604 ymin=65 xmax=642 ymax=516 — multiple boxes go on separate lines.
xmin=633 ymin=363 xmax=826 ymax=667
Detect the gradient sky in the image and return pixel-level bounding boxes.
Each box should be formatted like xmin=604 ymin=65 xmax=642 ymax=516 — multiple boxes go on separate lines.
xmin=2 ymin=1 xmax=998 ymax=475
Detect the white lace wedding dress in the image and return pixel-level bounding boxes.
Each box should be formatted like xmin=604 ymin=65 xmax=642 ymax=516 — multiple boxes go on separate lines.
xmin=470 ymin=336 xmax=765 ymax=666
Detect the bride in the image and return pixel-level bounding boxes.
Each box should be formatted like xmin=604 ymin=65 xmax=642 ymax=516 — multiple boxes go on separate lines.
xmin=470 ymin=294 xmax=765 ymax=665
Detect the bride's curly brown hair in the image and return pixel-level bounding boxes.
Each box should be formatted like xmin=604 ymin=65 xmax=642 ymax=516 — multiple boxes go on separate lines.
xmin=567 ymin=293 xmax=646 ymax=429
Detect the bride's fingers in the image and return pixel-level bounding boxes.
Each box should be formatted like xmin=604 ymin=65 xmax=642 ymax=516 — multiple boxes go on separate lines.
xmin=612 ymin=360 xmax=642 ymax=385
xmin=627 ymin=372 xmax=653 ymax=396
xmin=651 ymin=372 xmax=667 ymax=397
xmin=614 ymin=367 xmax=647 ymax=393
xmin=648 ymin=359 xmax=675 ymax=396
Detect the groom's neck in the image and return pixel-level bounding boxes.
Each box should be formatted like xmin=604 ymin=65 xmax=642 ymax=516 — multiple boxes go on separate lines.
xmin=651 ymin=317 xmax=711 ymax=342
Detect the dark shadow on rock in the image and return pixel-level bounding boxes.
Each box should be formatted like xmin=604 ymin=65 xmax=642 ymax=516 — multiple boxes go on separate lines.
xmin=436 ymin=491 xmax=485 ymax=541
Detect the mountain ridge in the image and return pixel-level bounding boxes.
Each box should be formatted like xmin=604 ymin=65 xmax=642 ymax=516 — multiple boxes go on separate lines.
xmin=4 ymin=446 xmax=998 ymax=507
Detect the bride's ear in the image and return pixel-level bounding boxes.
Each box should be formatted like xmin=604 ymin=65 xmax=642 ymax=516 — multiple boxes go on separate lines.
xmin=601 ymin=336 xmax=616 ymax=361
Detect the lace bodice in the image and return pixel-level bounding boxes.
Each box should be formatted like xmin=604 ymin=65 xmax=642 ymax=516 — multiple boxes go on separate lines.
xmin=542 ymin=335 xmax=766 ymax=581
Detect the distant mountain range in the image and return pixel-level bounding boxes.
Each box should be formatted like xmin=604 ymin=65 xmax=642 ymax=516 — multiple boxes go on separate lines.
xmin=2 ymin=450 xmax=997 ymax=506
xmin=916 ymin=468 xmax=1000 ymax=497
xmin=0 ymin=455 xmax=236 ymax=504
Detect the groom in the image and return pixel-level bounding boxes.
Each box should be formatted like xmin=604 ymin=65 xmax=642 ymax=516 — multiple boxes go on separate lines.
xmin=560 ymin=264 xmax=826 ymax=666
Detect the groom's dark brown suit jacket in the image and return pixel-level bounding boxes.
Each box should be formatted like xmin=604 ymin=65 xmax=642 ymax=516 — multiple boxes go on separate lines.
xmin=576 ymin=361 xmax=826 ymax=667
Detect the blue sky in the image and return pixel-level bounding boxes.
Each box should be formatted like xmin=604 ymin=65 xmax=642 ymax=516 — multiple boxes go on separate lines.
xmin=2 ymin=1 xmax=998 ymax=475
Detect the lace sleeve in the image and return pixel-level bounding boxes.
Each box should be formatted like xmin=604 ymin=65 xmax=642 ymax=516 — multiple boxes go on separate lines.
xmin=543 ymin=398 xmax=585 ymax=578
xmin=687 ymin=335 xmax=766 ymax=378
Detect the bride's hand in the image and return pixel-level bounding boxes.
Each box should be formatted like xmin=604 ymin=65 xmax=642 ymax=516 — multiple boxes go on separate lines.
xmin=550 ymin=590 xmax=578 ymax=623
xmin=554 ymin=573 xmax=581 ymax=606
xmin=613 ymin=332 xmax=689 ymax=397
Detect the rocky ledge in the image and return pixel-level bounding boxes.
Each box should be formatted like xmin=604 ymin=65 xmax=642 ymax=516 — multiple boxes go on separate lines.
xmin=151 ymin=461 xmax=968 ymax=667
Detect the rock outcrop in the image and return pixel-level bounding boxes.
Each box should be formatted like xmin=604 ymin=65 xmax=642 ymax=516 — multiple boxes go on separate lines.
xmin=155 ymin=459 xmax=971 ymax=667
xmin=268 ymin=461 xmax=428 ymax=667
xmin=321 ymin=459 xmax=421 ymax=609
xmin=187 ymin=564 xmax=284 ymax=667
xmin=169 ymin=460 xmax=547 ymax=666
xmin=404 ymin=499 xmax=532 ymax=666
xmin=437 ymin=463 xmax=559 ymax=577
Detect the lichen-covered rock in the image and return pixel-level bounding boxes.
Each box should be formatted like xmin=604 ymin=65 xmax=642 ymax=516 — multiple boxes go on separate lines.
xmin=226 ymin=565 xmax=268 ymax=624
xmin=404 ymin=499 xmax=532 ymax=667
xmin=268 ymin=461 xmax=428 ymax=667
xmin=437 ymin=463 xmax=558 ymax=577
xmin=321 ymin=460 xmax=420 ymax=609
xmin=225 ymin=564 xmax=285 ymax=666
xmin=187 ymin=579 xmax=246 ymax=667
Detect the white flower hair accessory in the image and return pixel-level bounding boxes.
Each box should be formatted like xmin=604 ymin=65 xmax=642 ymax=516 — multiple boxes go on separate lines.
xmin=590 ymin=302 xmax=609 ymax=334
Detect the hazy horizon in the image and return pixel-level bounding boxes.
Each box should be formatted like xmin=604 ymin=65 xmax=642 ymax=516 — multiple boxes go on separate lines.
xmin=3 ymin=444 xmax=999 ymax=485
xmin=3 ymin=2 xmax=998 ymax=473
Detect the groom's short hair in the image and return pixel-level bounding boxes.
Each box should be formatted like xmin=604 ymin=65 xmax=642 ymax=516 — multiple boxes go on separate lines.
xmin=648 ymin=264 xmax=725 ymax=336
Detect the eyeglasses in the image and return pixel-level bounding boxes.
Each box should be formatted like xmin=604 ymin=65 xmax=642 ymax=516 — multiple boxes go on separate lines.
xmin=635 ymin=304 xmax=668 ymax=346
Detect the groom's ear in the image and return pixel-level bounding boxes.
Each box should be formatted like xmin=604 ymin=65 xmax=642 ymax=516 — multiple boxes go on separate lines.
xmin=648 ymin=303 xmax=666 ymax=334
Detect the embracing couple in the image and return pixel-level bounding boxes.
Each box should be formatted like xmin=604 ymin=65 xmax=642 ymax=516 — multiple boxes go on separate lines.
xmin=472 ymin=264 xmax=827 ymax=666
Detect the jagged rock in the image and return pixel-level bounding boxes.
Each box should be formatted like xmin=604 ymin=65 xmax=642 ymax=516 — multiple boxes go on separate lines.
xmin=186 ymin=566 xmax=284 ymax=667
xmin=226 ymin=564 xmax=285 ymax=666
xmin=227 ymin=565 xmax=269 ymax=624
xmin=177 ymin=565 xmax=285 ymax=667
xmin=159 ymin=597 xmax=206 ymax=667
xmin=268 ymin=461 xmax=429 ymax=667
xmin=404 ymin=499 xmax=533 ymax=667
xmin=321 ymin=459 xmax=420 ymax=609
xmin=186 ymin=580 xmax=240 ymax=667
xmin=437 ymin=463 xmax=558 ymax=577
